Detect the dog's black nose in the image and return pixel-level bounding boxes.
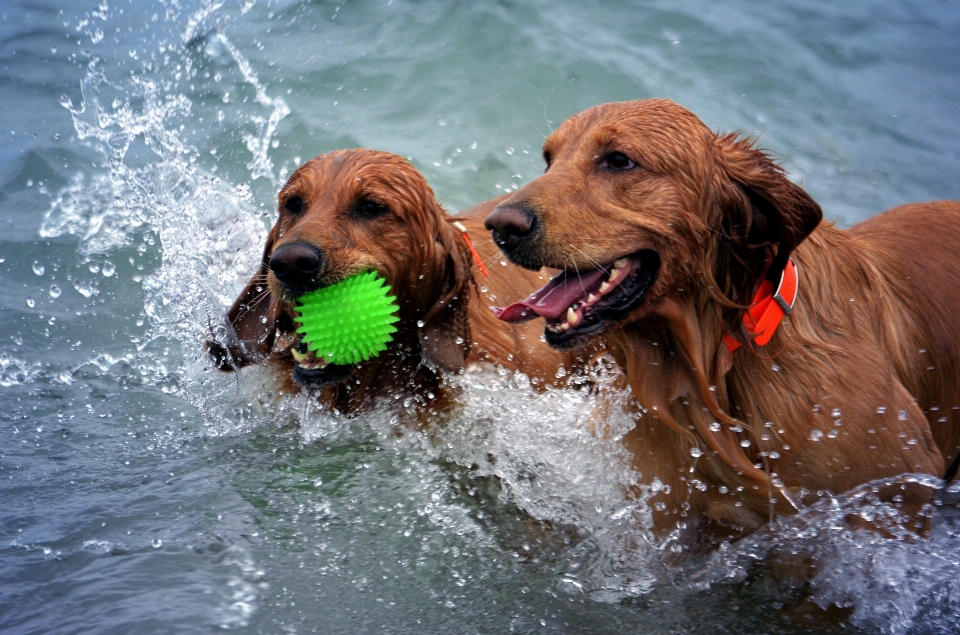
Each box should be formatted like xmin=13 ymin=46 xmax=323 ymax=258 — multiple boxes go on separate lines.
xmin=485 ymin=205 xmax=537 ymax=251
xmin=269 ymin=242 xmax=323 ymax=287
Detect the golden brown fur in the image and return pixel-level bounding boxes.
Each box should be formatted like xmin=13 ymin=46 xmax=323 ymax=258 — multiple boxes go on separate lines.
xmin=207 ymin=149 xmax=586 ymax=416
xmin=486 ymin=99 xmax=960 ymax=552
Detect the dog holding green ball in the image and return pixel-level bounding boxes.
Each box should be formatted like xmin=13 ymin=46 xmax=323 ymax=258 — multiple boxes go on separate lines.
xmin=207 ymin=149 xmax=596 ymax=416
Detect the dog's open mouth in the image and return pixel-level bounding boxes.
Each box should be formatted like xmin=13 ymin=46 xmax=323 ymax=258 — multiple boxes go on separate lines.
xmin=287 ymin=338 xmax=353 ymax=389
xmin=492 ymin=249 xmax=660 ymax=347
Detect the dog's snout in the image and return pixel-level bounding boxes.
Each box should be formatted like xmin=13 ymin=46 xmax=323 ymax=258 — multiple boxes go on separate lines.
xmin=269 ymin=242 xmax=323 ymax=287
xmin=485 ymin=205 xmax=537 ymax=251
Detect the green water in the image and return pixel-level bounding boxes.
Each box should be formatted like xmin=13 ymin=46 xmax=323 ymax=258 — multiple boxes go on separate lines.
xmin=2 ymin=1 xmax=959 ymax=633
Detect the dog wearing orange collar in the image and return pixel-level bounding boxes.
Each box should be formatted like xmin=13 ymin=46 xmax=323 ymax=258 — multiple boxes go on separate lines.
xmin=486 ymin=99 xmax=960 ymax=555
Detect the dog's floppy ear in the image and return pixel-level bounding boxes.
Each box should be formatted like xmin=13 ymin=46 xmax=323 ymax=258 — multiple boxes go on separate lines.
xmin=206 ymin=224 xmax=283 ymax=370
xmin=709 ymin=133 xmax=822 ymax=309
xmin=417 ymin=216 xmax=473 ymax=372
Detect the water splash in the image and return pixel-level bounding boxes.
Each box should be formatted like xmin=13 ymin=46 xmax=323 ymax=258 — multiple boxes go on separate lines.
xmin=40 ymin=3 xmax=293 ymax=433
xmin=688 ymin=475 xmax=960 ymax=634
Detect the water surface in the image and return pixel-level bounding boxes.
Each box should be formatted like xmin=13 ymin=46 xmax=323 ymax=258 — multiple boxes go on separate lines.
xmin=2 ymin=1 xmax=960 ymax=633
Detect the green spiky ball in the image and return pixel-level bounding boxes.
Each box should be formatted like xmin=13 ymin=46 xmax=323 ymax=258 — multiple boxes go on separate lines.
xmin=294 ymin=271 xmax=400 ymax=365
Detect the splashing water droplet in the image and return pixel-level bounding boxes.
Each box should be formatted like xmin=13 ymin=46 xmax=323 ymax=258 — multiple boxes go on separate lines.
xmin=810 ymin=429 xmax=824 ymax=441
xmin=102 ymin=260 xmax=115 ymax=277
xmin=49 ymin=285 xmax=61 ymax=299
xmin=89 ymin=262 xmax=100 ymax=274
xmin=74 ymin=281 xmax=96 ymax=298
xmin=32 ymin=261 xmax=45 ymax=276
xmin=26 ymin=298 xmax=35 ymax=308
xmin=690 ymin=446 xmax=703 ymax=458
xmin=740 ymin=439 xmax=751 ymax=448
xmin=709 ymin=422 xmax=721 ymax=432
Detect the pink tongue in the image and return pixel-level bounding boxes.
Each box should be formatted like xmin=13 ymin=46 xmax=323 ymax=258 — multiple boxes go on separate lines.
xmin=491 ymin=268 xmax=608 ymax=323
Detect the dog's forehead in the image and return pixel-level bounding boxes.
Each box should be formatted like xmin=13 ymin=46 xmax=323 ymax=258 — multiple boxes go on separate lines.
xmin=546 ymin=100 xmax=711 ymax=161
xmin=281 ymin=150 xmax=421 ymax=200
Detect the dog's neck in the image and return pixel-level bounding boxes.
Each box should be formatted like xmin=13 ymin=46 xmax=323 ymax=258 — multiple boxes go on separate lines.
xmin=607 ymin=292 xmax=802 ymax=522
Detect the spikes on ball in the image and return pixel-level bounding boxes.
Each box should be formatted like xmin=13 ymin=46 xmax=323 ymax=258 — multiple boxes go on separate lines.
xmin=294 ymin=271 xmax=400 ymax=365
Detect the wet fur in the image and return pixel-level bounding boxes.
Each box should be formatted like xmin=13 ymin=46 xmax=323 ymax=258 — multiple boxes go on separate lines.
xmin=489 ymin=99 xmax=960 ymax=552
xmin=207 ymin=149 xmax=586 ymax=416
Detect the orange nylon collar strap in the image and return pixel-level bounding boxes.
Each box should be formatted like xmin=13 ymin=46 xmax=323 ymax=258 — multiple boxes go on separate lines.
xmin=452 ymin=221 xmax=489 ymax=277
xmin=723 ymin=257 xmax=798 ymax=353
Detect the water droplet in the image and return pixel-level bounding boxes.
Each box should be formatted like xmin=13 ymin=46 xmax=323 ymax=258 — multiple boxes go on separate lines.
xmin=102 ymin=261 xmax=115 ymax=277
xmin=49 ymin=285 xmax=61 ymax=299
xmin=768 ymin=451 xmax=781 ymax=459
xmin=690 ymin=446 xmax=703 ymax=458
xmin=26 ymin=297 xmax=35 ymax=308
xmin=152 ymin=538 xmax=163 ymax=548
xmin=907 ymin=439 xmax=918 ymax=445
xmin=771 ymin=364 xmax=781 ymax=372
xmin=877 ymin=406 xmax=886 ymax=414
xmin=32 ymin=261 xmax=44 ymax=276
xmin=416 ymin=320 xmax=425 ymax=328
xmin=88 ymin=262 xmax=100 ymax=274
xmin=740 ymin=439 xmax=751 ymax=448
xmin=831 ymin=408 xmax=841 ymax=418
xmin=810 ymin=429 xmax=824 ymax=441
xmin=74 ymin=281 xmax=95 ymax=297
xmin=898 ymin=410 xmax=908 ymax=421
xmin=827 ymin=429 xmax=838 ymax=438
xmin=709 ymin=422 xmax=721 ymax=432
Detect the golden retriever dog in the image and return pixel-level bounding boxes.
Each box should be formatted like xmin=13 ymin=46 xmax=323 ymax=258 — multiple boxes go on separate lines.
xmin=207 ymin=149 xmax=587 ymax=416
xmin=485 ymin=99 xmax=960 ymax=554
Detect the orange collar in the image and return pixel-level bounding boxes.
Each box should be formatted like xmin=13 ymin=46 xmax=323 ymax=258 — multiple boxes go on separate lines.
xmin=723 ymin=257 xmax=799 ymax=353
xmin=452 ymin=221 xmax=489 ymax=277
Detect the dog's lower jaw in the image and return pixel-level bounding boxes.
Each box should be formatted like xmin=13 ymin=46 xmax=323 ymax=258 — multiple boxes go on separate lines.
xmin=292 ymin=363 xmax=353 ymax=390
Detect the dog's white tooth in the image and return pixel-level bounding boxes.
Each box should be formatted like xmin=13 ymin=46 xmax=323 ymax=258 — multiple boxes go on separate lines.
xmin=587 ymin=293 xmax=597 ymax=304
xmin=613 ymin=258 xmax=628 ymax=269
xmin=608 ymin=268 xmax=620 ymax=282
xmin=567 ymin=307 xmax=579 ymax=325
xmin=291 ymin=348 xmax=307 ymax=363
xmin=599 ymin=281 xmax=612 ymax=294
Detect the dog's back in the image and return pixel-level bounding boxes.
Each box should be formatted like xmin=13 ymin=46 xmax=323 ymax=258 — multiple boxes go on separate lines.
xmin=848 ymin=201 xmax=960 ymax=473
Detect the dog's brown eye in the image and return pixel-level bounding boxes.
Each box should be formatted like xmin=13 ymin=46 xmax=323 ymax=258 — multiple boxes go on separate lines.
xmin=602 ymin=152 xmax=637 ymax=171
xmin=283 ymin=195 xmax=304 ymax=215
xmin=355 ymin=198 xmax=388 ymax=218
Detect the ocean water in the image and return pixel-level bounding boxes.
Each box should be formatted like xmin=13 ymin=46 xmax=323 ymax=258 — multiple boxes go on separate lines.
xmin=2 ymin=1 xmax=960 ymax=633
